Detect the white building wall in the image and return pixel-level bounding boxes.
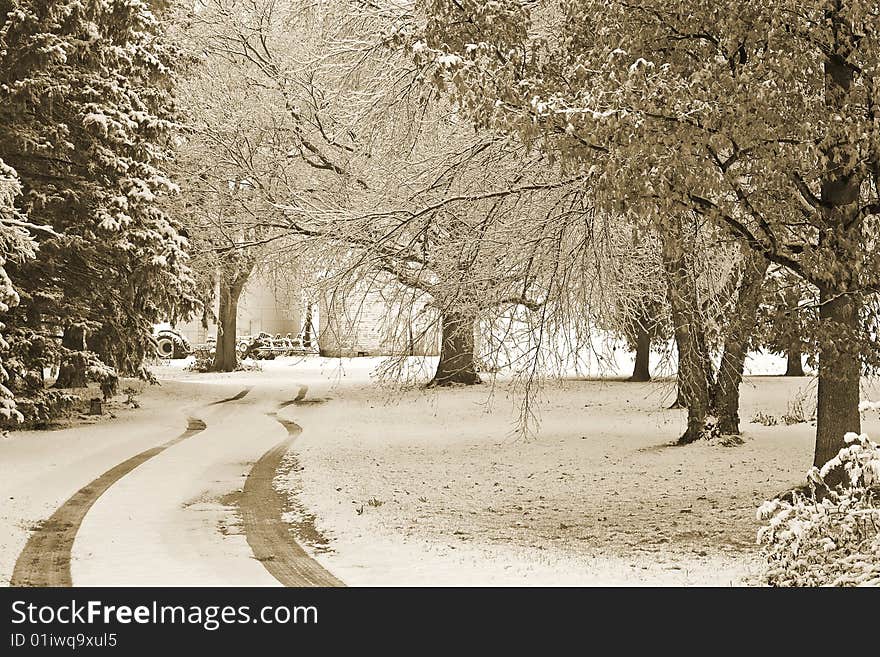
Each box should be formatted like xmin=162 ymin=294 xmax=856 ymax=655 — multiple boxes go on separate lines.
xmin=174 ymin=272 xmax=302 ymax=345
xmin=318 ymin=282 xmax=439 ymax=357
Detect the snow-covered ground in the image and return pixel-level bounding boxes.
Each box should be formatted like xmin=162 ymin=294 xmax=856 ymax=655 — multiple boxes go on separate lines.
xmin=0 ymin=378 xmax=224 ymax=585
xmin=273 ymin=353 xmax=880 ymax=586
xmin=3 ymin=350 xmax=879 ymax=587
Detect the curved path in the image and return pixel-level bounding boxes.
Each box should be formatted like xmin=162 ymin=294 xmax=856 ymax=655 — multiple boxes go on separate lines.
xmin=10 ymin=416 xmax=208 ymax=587
xmin=11 ymin=384 xmax=340 ymax=587
xmin=239 ymin=397 xmax=344 ymax=587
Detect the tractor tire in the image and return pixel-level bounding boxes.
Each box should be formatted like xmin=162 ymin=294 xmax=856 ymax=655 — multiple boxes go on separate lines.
xmin=156 ymin=336 xmax=176 ymax=359
xmin=156 ymin=331 xmax=190 ymax=359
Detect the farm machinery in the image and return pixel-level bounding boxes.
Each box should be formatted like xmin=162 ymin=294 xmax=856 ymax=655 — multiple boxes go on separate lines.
xmin=238 ymin=332 xmax=314 ymax=360
xmin=157 ymin=329 xmax=316 ymax=362
xmin=154 ymin=329 xmax=192 ymax=359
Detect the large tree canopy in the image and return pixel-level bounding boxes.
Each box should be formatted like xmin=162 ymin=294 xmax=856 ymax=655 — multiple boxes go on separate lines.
xmin=419 ymin=0 xmax=880 ymax=474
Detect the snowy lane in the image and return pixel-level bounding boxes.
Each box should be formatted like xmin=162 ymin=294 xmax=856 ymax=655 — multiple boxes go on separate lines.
xmin=0 ymin=379 xmax=228 ymax=587
xmin=10 ymin=416 xmax=207 ymax=586
xmin=12 ymin=357 xmax=833 ymax=587
xmin=70 ymin=389 xmax=292 ymax=586
xmin=2 ymin=371 xmax=349 ymax=588
xmin=239 ymin=406 xmax=344 ymax=587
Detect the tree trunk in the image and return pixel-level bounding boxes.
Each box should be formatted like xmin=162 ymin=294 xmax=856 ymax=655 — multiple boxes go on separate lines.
xmin=670 ymin=323 xmax=713 ymax=412
xmin=212 ymin=277 xmax=246 ymax=373
xmin=812 ymin=32 xmax=863 ymax=485
xmin=711 ymin=252 xmax=769 ymax=435
xmin=628 ymin=314 xmax=652 ymax=382
xmin=302 ymin=303 xmax=313 ymax=348
xmin=784 ymin=346 xmax=804 ymax=376
xmin=429 ymin=309 xmax=481 ymax=386
xmin=814 ymin=288 xmax=861 ymax=481
xmin=627 ymin=226 xmax=654 ymax=383
xmin=671 ymin=318 xmax=712 ymax=443
xmin=54 ymin=325 xmax=89 ymax=389
xmin=661 ymin=217 xmax=712 ymax=443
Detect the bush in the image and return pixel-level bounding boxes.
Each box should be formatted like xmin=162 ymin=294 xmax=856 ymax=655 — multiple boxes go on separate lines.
xmin=756 ymin=433 xmax=880 ymax=586
xmin=752 ymin=411 xmax=779 ymax=426
xmin=85 ymin=354 xmax=118 ymax=400
xmin=186 ymin=347 xmax=213 ymax=373
xmin=0 ymin=389 xmax=79 ymax=430
xmin=186 ymin=347 xmax=261 ymax=373
xmin=781 ymin=389 xmax=814 ymax=425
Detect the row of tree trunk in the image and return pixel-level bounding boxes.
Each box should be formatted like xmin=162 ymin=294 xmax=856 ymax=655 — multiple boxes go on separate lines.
xmin=207 ymin=246 xmax=853 ymax=490
xmin=204 ymin=244 xmax=807 ymax=448
xmin=629 ymin=321 xmax=805 ymax=382
xmin=652 ymin=36 xmax=866 ymax=476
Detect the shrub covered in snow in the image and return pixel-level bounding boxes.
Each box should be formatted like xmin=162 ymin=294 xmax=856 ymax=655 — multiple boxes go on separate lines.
xmin=0 ymin=390 xmax=78 ymax=431
xmin=86 ymin=355 xmax=119 ymax=401
xmin=757 ymin=433 xmax=880 ymax=586
xmin=0 ymin=163 xmax=35 ymax=426
xmin=186 ymin=347 xmax=261 ymax=373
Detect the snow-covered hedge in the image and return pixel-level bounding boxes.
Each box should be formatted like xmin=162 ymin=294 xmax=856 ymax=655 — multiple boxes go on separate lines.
xmin=0 ymin=163 xmax=34 ymax=426
xmin=0 ymin=390 xmax=79 ymax=431
xmin=757 ymin=433 xmax=880 ymax=586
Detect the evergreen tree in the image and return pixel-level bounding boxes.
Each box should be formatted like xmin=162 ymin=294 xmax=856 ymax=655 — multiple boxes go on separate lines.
xmin=0 ymin=161 xmax=33 ymax=423
xmin=0 ymin=0 xmax=196 ymax=406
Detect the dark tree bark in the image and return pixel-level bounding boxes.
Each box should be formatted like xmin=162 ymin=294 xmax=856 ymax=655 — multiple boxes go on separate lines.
xmin=212 ymin=275 xmax=247 ymax=373
xmin=302 ymin=303 xmax=314 ymax=348
xmin=54 ymin=325 xmax=89 ymax=389
xmin=626 ymin=225 xmax=656 ymax=383
xmin=814 ymin=287 xmax=861 ymax=483
xmin=669 ymin=296 xmax=714 ymax=411
xmin=671 ymin=324 xmax=711 ymax=444
xmin=661 ymin=217 xmax=713 ymax=443
xmin=429 ymin=309 xmax=481 ymax=386
xmin=711 ymin=252 xmax=770 ymax=434
xmin=784 ymin=346 xmax=805 ymax=376
xmin=812 ymin=30 xmax=863 ymax=485
xmin=628 ymin=312 xmax=652 ymax=382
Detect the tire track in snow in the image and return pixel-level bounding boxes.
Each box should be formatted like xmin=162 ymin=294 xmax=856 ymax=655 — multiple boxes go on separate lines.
xmin=276 ymin=385 xmax=307 ymax=409
xmin=210 ymin=387 xmax=252 ymax=405
xmin=10 ymin=388 xmax=249 ymax=587
xmin=239 ymin=385 xmax=344 ymax=587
